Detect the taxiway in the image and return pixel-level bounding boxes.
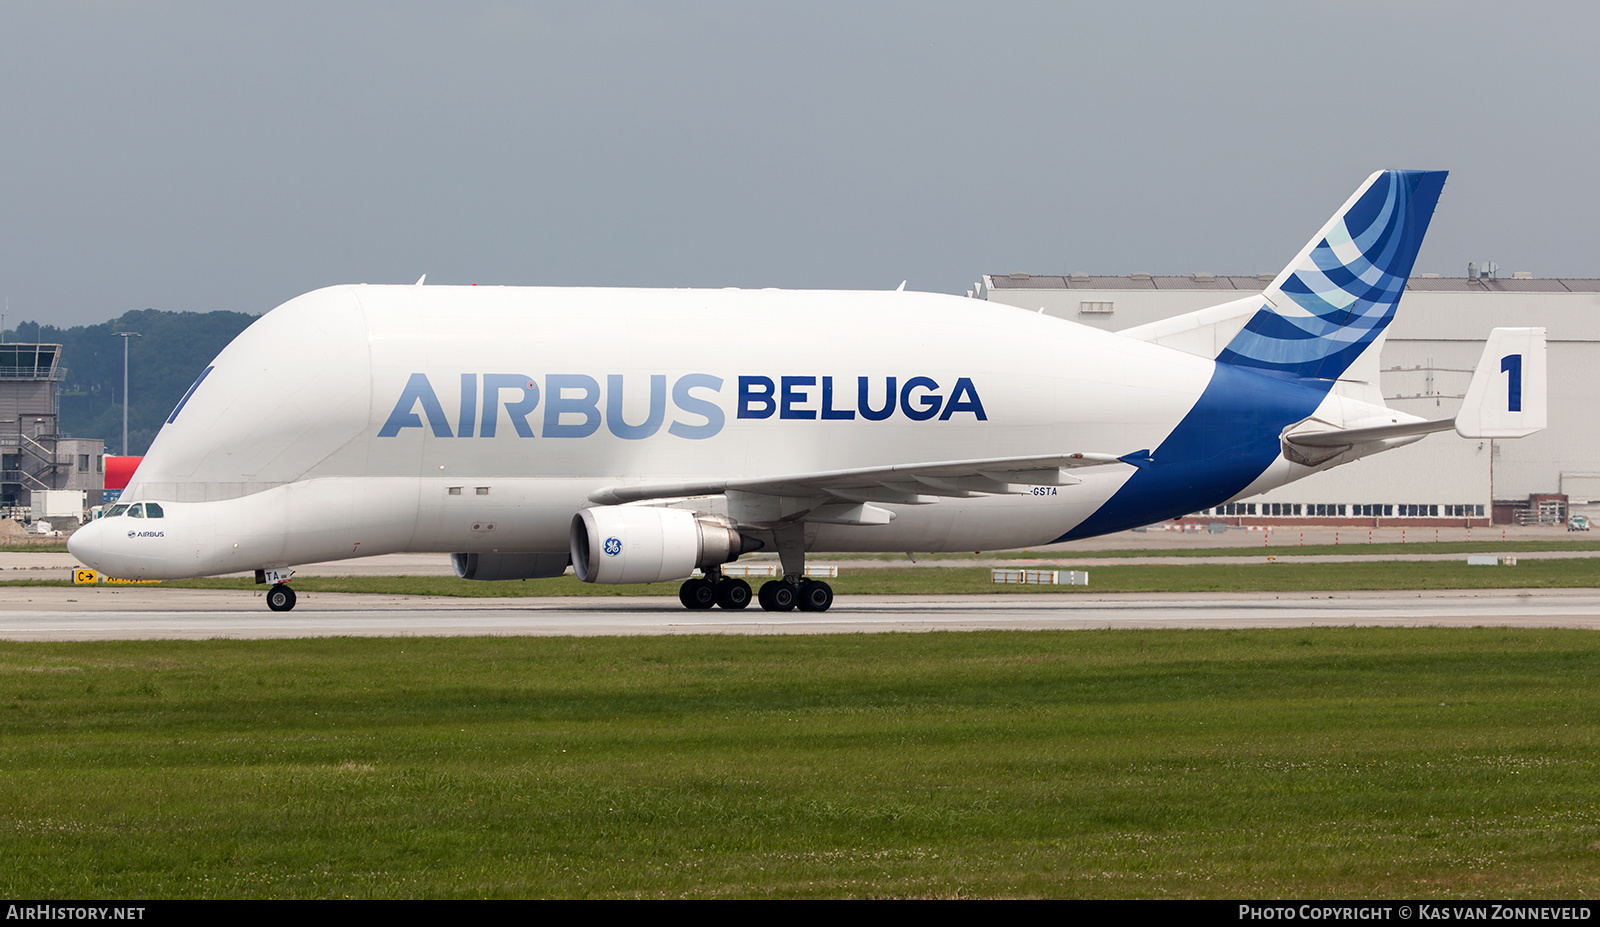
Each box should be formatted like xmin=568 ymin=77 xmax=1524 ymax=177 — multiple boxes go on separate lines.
xmin=3 ymin=586 xmax=1599 ymax=640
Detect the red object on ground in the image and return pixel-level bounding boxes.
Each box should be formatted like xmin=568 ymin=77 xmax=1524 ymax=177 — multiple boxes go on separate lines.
xmin=105 ymin=456 xmax=142 ymax=491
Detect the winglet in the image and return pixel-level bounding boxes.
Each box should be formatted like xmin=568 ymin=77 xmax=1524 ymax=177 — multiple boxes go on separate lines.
xmin=1456 ymin=327 xmax=1547 ymax=438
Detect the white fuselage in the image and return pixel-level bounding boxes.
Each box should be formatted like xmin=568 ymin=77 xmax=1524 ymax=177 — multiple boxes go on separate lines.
xmin=70 ymin=284 xmax=1361 ymax=580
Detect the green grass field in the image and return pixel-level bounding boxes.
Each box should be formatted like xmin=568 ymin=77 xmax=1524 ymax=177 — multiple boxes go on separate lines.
xmin=3 ymin=629 xmax=1599 ymax=898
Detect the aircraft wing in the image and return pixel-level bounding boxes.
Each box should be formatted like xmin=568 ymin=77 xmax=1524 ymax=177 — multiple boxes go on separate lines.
xmin=586 ymin=451 xmax=1151 ymax=507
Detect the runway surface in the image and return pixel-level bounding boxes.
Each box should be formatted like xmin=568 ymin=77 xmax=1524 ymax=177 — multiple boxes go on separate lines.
xmin=4 ymin=586 xmax=1600 ymax=640
xmin=5 ymin=541 xmax=1597 ymax=583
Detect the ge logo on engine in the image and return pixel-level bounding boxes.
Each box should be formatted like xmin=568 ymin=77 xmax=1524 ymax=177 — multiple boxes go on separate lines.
xmin=603 ymin=537 xmax=622 ymax=556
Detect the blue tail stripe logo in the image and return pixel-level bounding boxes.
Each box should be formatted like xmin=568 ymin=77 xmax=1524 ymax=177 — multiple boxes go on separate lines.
xmin=1060 ymin=170 xmax=1449 ymax=541
xmin=1216 ymin=170 xmax=1446 ymax=381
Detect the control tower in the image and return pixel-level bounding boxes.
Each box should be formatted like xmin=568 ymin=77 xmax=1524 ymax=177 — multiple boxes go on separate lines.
xmin=0 ymin=343 xmax=104 ymax=518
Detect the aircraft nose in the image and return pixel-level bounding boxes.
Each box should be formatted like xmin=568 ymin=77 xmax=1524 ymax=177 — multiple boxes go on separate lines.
xmin=67 ymin=518 xmax=108 ymax=571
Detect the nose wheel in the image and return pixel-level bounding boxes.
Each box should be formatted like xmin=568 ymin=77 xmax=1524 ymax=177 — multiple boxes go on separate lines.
xmin=266 ymin=584 xmax=297 ymax=612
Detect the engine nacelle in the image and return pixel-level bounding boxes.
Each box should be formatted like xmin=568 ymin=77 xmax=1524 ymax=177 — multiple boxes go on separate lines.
xmin=451 ymin=551 xmax=571 ymax=581
xmin=570 ymin=506 xmax=752 ymax=584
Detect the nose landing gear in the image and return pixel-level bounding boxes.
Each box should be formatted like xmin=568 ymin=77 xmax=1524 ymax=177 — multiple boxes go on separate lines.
xmin=266 ymin=584 xmax=297 ymax=612
xmin=255 ymin=568 xmax=298 ymax=612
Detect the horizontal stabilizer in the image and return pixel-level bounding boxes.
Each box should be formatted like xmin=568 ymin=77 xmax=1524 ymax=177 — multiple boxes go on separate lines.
xmin=1285 ymin=416 xmax=1453 ymax=449
xmin=1282 ymin=327 xmax=1548 ymax=454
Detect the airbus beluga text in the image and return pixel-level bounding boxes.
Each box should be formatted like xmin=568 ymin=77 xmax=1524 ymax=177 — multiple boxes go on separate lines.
xmin=69 ymin=170 xmax=1546 ymax=613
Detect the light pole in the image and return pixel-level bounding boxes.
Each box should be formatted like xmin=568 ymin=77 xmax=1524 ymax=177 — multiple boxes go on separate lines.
xmin=115 ymin=331 xmax=141 ymax=456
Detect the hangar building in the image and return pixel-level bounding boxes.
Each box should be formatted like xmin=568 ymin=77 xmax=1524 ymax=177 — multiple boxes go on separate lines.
xmin=982 ymin=272 xmax=1597 ymax=527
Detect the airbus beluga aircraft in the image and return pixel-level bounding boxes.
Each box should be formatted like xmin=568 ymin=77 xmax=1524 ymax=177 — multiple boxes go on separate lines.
xmin=69 ymin=170 xmax=1546 ymax=613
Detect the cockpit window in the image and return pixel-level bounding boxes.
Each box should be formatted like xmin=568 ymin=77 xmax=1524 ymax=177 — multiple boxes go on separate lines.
xmin=105 ymin=504 xmax=130 ymax=518
xmin=128 ymin=503 xmax=145 ymax=518
xmin=144 ymin=503 xmax=164 ymax=518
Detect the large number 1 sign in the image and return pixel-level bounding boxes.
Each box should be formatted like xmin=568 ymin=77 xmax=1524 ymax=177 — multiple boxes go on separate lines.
xmin=1501 ymin=354 xmax=1522 ymax=413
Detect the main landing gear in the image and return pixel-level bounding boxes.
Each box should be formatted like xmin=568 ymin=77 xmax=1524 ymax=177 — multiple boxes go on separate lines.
xmin=757 ymin=577 xmax=833 ymax=612
xmin=677 ymin=524 xmax=834 ymax=613
xmin=676 ymin=574 xmax=834 ymax=612
xmin=678 ymin=574 xmax=753 ymax=610
xmin=765 ymin=522 xmax=832 ymax=612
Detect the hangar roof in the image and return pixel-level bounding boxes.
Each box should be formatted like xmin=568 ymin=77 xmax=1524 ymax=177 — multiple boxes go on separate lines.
xmin=986 ymin=274 xmax=1600 ymax=293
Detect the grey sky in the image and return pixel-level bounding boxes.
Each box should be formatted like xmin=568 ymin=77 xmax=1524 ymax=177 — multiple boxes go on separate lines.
xmin=3 ymin=1 xmax=1596 ymax=328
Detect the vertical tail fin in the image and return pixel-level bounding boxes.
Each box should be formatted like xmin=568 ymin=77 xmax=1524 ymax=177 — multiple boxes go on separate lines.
xmin=1216 ymin=169 xmax=1448 ymax=381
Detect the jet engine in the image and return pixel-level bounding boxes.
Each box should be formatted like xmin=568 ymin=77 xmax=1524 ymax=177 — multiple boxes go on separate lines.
xmin=570 ymin=506 xmax=758 ymax=584
xmin=451 ymin=551 xmax=571 ymax=581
